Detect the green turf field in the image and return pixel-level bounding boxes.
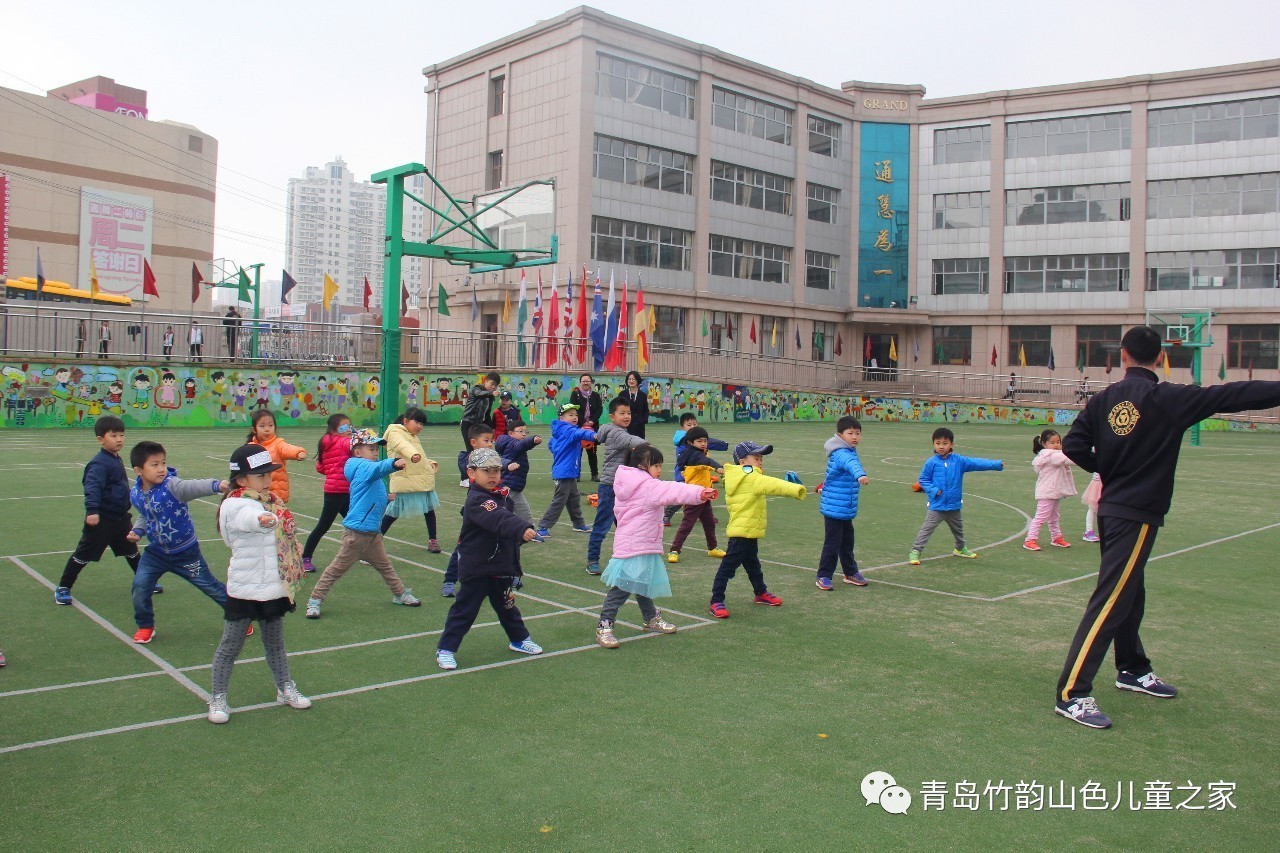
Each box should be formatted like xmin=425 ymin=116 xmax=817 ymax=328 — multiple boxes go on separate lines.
xmin=1 ymin=421 xmax=1276 ymax=849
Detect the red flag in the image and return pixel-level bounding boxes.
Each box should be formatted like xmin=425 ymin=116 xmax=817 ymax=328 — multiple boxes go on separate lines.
xmin=865 ymin=336 xmax=872 ymax=362
xmin=363 ymin=276 xmax=372 ymax=311
xmin=635 ymin=284 xmax=650 ymax=371
xmin=400 ymin=281 xmax=409 ymax=316
xmin=835 ymin=333 xmax=843 ymax=357
xmin=604 ymin=279 xmax=628 ymax=370
xmin=191 ymin=262 xmax=203 ymax=303
xmin=1105 ymin=351 xmax=1113 ymax=375
xmin=142 ymin=259 xmax=160 ymax=299
xmin=574 ymin=266 xmax=590 ymax=363
xmin=749 ymin=318 xmax=757 ymax=344
xmin=546 ymin=279 xmax=560 ymax=367
xmin=990 ymin=345 xmax=998 ymax=367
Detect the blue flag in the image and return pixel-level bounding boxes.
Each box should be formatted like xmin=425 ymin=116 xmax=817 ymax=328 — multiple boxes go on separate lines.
xmin=589 ymin=275 xmax=606 ymax=370
xmin=281 ymin=270 xmax=296 ymax=304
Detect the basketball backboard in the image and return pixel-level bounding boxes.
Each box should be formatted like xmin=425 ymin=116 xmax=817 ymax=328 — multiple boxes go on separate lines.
xmin=470 ymin=180 xmax=556 ymax=272
xmin=1145 ymin=309 xmax=1214 ymax=348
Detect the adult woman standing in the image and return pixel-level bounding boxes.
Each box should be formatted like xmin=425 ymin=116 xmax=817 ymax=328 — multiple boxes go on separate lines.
xmin=614 ymin=370 xmax=649 ymax=439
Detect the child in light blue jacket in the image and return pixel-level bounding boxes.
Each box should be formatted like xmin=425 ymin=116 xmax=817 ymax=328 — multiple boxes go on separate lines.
xmin=907 ymin=427 xmax=1002 ymax=565
xmin=535 ymin=404 xmax=596 ymax=537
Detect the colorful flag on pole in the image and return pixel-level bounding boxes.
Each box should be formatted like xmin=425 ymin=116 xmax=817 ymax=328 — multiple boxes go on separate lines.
xmin=770 ymin=319 xmax=777 ymax=349
xmin=635 ymin=280 xmax=649 ymax=371
xmin=1018 ymin=344 xmax=1027 ymax=368
xmin=990 ymin=345 xmax=998 ymax=367
xmin=589 ymin=272 xmax=606 ymax=369
xmin=546 ymin=274 xmax=560 ymax=367
xmin=362 ymin=276 xmax=372 ymax=311
xmin=913 ymin=339 xmax=920 ymax=363
xmin=702 ymin=312 xmax=709 ymax=339
xmin=502 ymin=286 xmax=510 ymax=324
xmin=1162 ymin=349 xmax=1171 ymax=377
xmin=605 ymin=277 xmax=628 ymax=370
xmin=35 ymin=247 xmax=45 ymax=297
xmin=573 ymin=266 xmax=589 ymax=364
xmin=470 ymin=276 xmax=479 ymax=320
xmin=516 ymin=270 xmax=529 ymax=366
xmin=888 ymin=337 xmax=897 ymax=362
xmin=835 ymin=333 xmax=843 ymax=357
xmin=323 ymin=274 xmax=339 ymax=310
xmin=400 ymin=281 xmax=409 ymax=317
xmin=795 ymin=325 xmax=801 ymax=351
xmin=561 ymin=267 xmax=575 ymax=363
xmin=603 ymin=270 xmax=618 ymax=360
xmin=191 ymin=262 xmax=203 ymax=303
xmin=142 ymin=259 xmax=159 ymax=299
xmin=935 ymin=343 xmax=946 ymax=364
xmin=865 ymin=335 xmax=873 ymax=362
xmin=237 ymin=268 xmax=252 ymax=303
xmin=749 ymin=317 xmax=757 ymax=344
xmin=1105 ymin=351 xmax=1113 ymax=375
xmin=90 ymin=257 xmax=101 ymax=298
xmin=532 ymin=271 xmax=545 ymax=365
xmin=436 ymin=282 xmax=451 ymax=317
xmin=281 ymin=270 xmax=296 ymax=304
xmin=1077 ymin=347 xmax=1085 ymax=373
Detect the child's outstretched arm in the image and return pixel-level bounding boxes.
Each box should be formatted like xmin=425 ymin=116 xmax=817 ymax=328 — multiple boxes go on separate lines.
xmin=707 ymin=437 xmax=730 ymax=452
xmin=170 ymin=476 xmax=228 ymax=503
xmin=754 ymin=473 xmax=807 ymax=500
xmin=639 ymin=479 xmax=709 ymax=508
xmin=279 ymin=439 xmax=307 ymax=461
xmin=962 ymin=456 xmax=1004 ymax=473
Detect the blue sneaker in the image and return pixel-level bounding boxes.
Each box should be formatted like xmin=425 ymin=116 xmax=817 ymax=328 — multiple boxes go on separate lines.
xmin=585 ymin=562 xmax=602 ymax=575
xmin=1115 ymin=671 xmax=1178 ymax=698
xmin=441 ymin=582 xmax=456 ymax=598
xmin=1055 ymin=697 xmax=1112 ymax=729
xmin=54 ymin=586 xmax=73 ymax=606
xmin=843 ymin=572 xmax=868 ymax=587
xmin=572 ymin=525 xmax=590 ymax=533
xmin=536 ymin=527 xmax=551 ymax=538
xmin=509 ymin=638 xmax=543 ymax=655
xmin=153 ymin=583 xmax=164 ymax=594
xmin=436 ymin=650 xmax=457 ymax=670
xmin=815 ymin=576 xmax=833 ymax=591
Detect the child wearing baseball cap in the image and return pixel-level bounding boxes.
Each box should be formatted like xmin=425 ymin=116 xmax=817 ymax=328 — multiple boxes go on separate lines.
xmin=534 ymin=403 xmax=597 ymax=537
xmin=305 ymin=429 xmax=421 ymax=618
xmin=707 ymin=440 xmax=806 ymax=619
xmin=208 ymin=444 xmax=310 ymax=724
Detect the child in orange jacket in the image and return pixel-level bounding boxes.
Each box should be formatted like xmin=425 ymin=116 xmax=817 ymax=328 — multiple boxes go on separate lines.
xmin=247 ymin=410 xmax=307 ymax=502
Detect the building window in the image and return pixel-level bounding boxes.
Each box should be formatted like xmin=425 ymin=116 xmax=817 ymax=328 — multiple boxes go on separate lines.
xmin=1149 ymin=97 xmax=1280 ymax=147
xmin=710 ymin=162 xmax=792 ymax=214
xmin=1008 ymin=325 xmax=1053 ymax=367
xmin=595 ymin=53 xmax=695 ymax=119
xmin=1147 ymin=173 xmax=1280 ymax=219
xmin=1076 ymin=325 xmax=1122 ymax=369
xmin=932 ymin=258 xmax=989 ymax=295
xmin=933 ymin=124 xmax=991 ymax=164
xmin=1228 ymin=325 xmax=1280 ymax=369
xmin=187 ymin=135 xmax=203 ymax=153
xmin=489 ymin=75 xmax=505 ymax=117
xmin=711 ymin=87 xmax=793 ymax=145
xmin=486 ymin=151 xmax=503 ymax=190
xmin=593 ymin=135 xmax=694 ymax=195
xmin=805 ymin=251 xmax=838 ymax=290
xmin=807 ymin=183 xmax=839 ymax=223
xmin=1006 ymin=183 xmax=1131 ymax=225
xmin=808 ymin=115 xmax=841 ymax=157
xmin=812 ymin=321 xmax=836 ymax=362
xmin=1145 ymin=248 xmax=1280 ymax=291
xmin=653 ymin=306 xmax=684 ymax=347
xmin=708 ymin=310 xmax=739 ymax=354
xmin=1006 ymin=112 xmax=1131 ymax=158
xmin=590 ymin=216 xmax=692 ymax=271
xmin=932 ymin=326 xmax=972 ymax=365
xmin=759 ymin=317 xmax=786 ymax=357
xmin=708 ymin=236 xmax=791 ymax=283
xmin=329 ymin=164 xmax=343 ymax=180
xmin=1005 ymin=254 xmax=1130 ymax=294
xmin=933 ymin=192 xmax=990 ymax=229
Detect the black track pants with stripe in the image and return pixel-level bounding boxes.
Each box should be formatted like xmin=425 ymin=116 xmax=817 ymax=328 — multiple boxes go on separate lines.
xmin=1057 ymin=516 xmax=1157 ymax=702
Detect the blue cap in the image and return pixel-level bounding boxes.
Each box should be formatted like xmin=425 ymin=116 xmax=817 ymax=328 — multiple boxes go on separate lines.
xmin=733 ymin=441 xmax=773 ymax=463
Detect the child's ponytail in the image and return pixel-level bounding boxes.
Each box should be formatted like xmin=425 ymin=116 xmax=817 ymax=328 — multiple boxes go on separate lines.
xmin=1032 ymin=429 xmax=1060 ymax=456
xmin=625 ymin=443 xmax=664 ymax=469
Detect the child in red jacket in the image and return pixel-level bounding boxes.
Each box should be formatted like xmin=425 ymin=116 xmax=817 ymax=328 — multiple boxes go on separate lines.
xmin=301 ymin=414 xmax=352 ymax=572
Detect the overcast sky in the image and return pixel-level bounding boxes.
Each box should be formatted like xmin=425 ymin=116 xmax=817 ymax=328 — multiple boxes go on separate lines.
xmin=4 ymin=0 xmax=1278 ymax=277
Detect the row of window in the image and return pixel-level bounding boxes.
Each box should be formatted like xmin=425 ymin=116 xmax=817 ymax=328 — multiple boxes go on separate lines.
xmin=934 ymin=97 xmax=1280 ymax=164
xmin=1147 ymin=173 xmax=1280 ymax=218
xmin=932 ymin=250 xmax=1280 ymax=294
xmin=701 ymin=311 xmax=839 ymax=360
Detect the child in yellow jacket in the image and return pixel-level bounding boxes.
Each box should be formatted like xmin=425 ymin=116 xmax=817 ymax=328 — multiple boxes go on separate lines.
xmin=708 ymin=440 xmax=806 ymax=619
xmin=380 ymin=408 xmax=442 ymax=552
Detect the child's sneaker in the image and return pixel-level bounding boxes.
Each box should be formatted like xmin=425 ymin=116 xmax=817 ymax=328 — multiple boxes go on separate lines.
xmin=907 ymin=549 xmax=921 ymax=566
xmin=1055 ymin=696 xmax=1111 ymax=728
xmin=392 ymin=588 xmax=422 ymax=607
xmin=643 ymin=615 xmax=677 ymax=634
xmin=276 ymin=681 xmax=312 ymax=709
xmin=1051 ymin=537 xmax=1071 ymax=548
xmin=707 ymin=547 xmax=727 ymax=558
xmin=585 ymin=562 xmax=602 ymax=575
xmin=208 ymin=692 xmax=230 ymax=724
xmin=458 ymin=478 xmax=469 ymax=488
xmin=153 ymin=584 xmax=164 ymax=594
xmin=54 ymin=586 xmax=73 ymax=606
xmin=843 ymin=572 xmax=868 ymax=587
xmin=133 ymin=627 xmax=156 ymax=644
xmin=1115 ymin=670 xmax=1178 ymax=698
xmin=952 ymin=548 xmax=978 ymax=559
xmin=815 ymin=576 xmax=834 ymax=591
xmin=536 ymin=527 xmax=551 ymax=538
xmin=754 ymin=591 xmax=783 ymax=606
xmin=1023 ymin=539 xmax=1042 ymax=551
xmin=667 ymin=551 xmax=680 ymax=563
xmin=572 ymin=524 xmax=590 ymax=533
xmin=441 ymin=582 xmax=456 ymax=598
xmin=708 ymin=601 xmax=730 ymax=619
xmin=436 ymin=650 xmax=457 ymax=670
xmin=427 ymin=539 xmax=442 ymax=553
xmin=1082 ymin=530 xmax=1100 ymax=542
xmin=509 ymin=638 xmax=543 ymax=655
xmin=305 ymin=599 xmax=321 ymax=619
xmin=0 ymin=649 xmax=6 ymax=667
xmin=663 ymin=519 xmax=672 ymax=527
xmin=596 ymin=624 xmax=620 ymax=648
xmin=302 ymin=557 xmax=317 ymax=573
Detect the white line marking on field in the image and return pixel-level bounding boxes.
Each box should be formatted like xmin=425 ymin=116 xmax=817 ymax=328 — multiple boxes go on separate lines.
xmin=0 ymin=494 xmax=82 ymax=501
xmin=7 ymin=557 xmax=210 ymax=701
xmin=0 ymin=670 xmax=165 ymax=698
xmin=7 ymin=538 xmax=223 ymax=559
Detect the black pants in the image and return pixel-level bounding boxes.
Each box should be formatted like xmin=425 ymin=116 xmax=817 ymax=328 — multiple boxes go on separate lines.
xmin=381 ymin=510 xmax=437 ymax=539
xmin=457 ymin=424 xmax=473 ymax=479
xmin=302 ymin=492 xmax=349 ymax=559
xmin=583 ymin=443 xmax=598 ymax=478
xmin=437 ymin=575 xmax=529 ymax=653
xmin=190 ymin=344 xmax=202 ymax=362
xmin=60 ymin=515 xmax=140 ymax=588
xmin=817 ymin=516 xmax=857 ymax=580
xmin=710 ymin=537 xmax=767 ymax=603
xmin=1057 ymin=516 xmax=1157 ymax=701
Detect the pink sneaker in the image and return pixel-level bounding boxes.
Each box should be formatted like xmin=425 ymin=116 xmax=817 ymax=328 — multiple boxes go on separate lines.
xmin=1082 ymin=530 xmax=1100 ymax=542
xmin=302 ymin=557 xmax=317 ymax=573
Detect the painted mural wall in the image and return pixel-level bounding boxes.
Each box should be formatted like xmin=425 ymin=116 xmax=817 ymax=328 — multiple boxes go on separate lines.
xmin=2 ymin=361 xmax=1274 ymax=432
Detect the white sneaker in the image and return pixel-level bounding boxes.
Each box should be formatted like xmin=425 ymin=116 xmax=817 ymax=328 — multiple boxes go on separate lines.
xmin=305 ymin=598 xmax=321 ymax=619
xmin=509 ymin=638 xmax=543 ymax=655
xmin=643 ymin=615 xmax=678 ymax=634
xmin=276 ymin=681 xmax=312 ymax=709
xmin=393 ymin=588 xmax=422 ymax=606
xmin=436 ymin=649 xmax=458 ymax=670
xmin=208 ymin=692 xmax=230 ymax=724
xmin=459 ymin=478 xmax=469 ymax=488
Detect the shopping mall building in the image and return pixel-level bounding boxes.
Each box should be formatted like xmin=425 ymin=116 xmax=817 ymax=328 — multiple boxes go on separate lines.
xmin=420 ymin=6 xmax=1280 ymax=380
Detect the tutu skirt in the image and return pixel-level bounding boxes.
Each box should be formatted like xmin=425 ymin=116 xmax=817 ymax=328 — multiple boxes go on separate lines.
xmin=600 ymin=553 xmax=671 ymax=599
xmin=1081 ymin=474 xmax=1102 ymax=510
xmin=385 ymin=490 xmax=440 ymax=517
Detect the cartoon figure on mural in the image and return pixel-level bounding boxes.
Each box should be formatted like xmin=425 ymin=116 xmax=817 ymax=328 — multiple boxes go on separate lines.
xmin=231 ymin=380 xmax=249 ymax=422
xmin=130 ymin=372 xmax=152 ymax=410
xmin=104 ymin=380 xmax=124 ymax=414
xmin=183 ymin=377 xmax=198 ymax=406
xmin=210 ymin=372 xmax=229 ymax=420
xmin=278 ymin=371 xmax=300 ymax=417
xmin=406 ymin=378 xmax=420 ymax=409
xmin=363 ymin=376 xmax=379 ymax=410
xmin=435 ymin=377 xmax=453 ymax=407
xmin=335 ymin=377 xmax=350 ymax=410
xmin=157 ymin=372 xmax=181 ymax=410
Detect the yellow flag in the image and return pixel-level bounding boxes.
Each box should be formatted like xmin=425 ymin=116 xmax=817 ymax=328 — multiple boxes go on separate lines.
xmin=89 ymin=257 xmax=101 ymax=297
xmin=502 ymin=287 xmax=511 ymax=324
xmin=1162 ymin=350 xmax=1171 ymax=377
xmin=771 ymin=319 xmax=777 ymax=349
xmin=323 ymin=274 xmax=339 ymax=309
xmin=1018 ymin=344 xmax=1027 ymax=368
xmin=648 ymin=306 xmax=656 ymax=335
xmin=889 ymin=337 xmax=898 ymax=362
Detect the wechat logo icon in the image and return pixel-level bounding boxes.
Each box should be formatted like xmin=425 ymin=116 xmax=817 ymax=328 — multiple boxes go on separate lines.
xmin=862 ymin=771 xmax=912 ymax=815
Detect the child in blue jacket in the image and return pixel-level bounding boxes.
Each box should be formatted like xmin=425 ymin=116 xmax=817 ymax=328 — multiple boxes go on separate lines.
xmin=535 ymin=403 xmax=596 ymax=537
xmin=495 ymin=421 xmax=542 ymax=523
xmin=908 ymin=427 xmax=1003 ymax=564
xmin=816 ymin=416 xmax=870 ymax=589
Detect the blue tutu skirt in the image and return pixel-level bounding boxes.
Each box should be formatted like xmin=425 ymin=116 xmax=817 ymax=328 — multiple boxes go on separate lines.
xmin=385 ymin=490 xmax=439 ymax=517
xmin=600 ymin=554 xmax=672 ymax=599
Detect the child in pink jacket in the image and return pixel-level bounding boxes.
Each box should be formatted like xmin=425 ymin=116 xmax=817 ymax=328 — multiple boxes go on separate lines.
xmin=1025 ymin=428 xmax=1078 ymax=551
xmin=596 ymin=444 xmax=714 ymax=649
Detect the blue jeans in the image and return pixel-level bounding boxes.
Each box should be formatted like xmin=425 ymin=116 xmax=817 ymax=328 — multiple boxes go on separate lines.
xmin=132 ymin=544 xmax=227 ymax=628
xmin=586 ymin=483 xmax=616 ymax=563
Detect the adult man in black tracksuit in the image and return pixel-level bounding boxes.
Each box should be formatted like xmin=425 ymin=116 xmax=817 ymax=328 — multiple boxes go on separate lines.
xmin=1055 ymin=325 xmax=1280 ymax=728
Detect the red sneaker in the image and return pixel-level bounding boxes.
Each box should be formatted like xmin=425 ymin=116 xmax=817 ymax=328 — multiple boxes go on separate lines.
xmin=246 ymin=624 xmax=254 ymax=637
xmin=708 ymin=601 xmax=730 ymax=619
xmin=133 ymin=627 xmax=156 ymax=644
xmin=754 ymin=592 xmax=783 ymax=606
xmin=1051 ymin=537 xmax=1071 ymax=548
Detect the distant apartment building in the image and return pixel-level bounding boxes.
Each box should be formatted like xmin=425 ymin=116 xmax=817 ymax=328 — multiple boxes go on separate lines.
xmin=420 ymin=7 xmax=1280 ymax=380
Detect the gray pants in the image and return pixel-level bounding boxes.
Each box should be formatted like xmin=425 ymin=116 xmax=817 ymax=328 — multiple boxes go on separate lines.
xmin=212 ymin=616 xmax=291 ymax=695
xmin=599 ymin=585 xmax=657 ymax=626
xmin=912 ymin=509 xmax=965 ymax=553
xmin=509 ymin=490 xmax=533 ymax=524
xmin=538 ymin=478 xmax=584 ymax=529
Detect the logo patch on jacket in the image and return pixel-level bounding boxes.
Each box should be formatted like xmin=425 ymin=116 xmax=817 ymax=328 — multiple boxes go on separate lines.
xmin=1107 ymin=401 xmax=1140 ymax=436
xmin=482 ymin=499 xmax=498 ymax=511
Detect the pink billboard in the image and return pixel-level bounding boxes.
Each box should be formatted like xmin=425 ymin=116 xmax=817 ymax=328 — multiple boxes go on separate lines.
xmin=78 ymin=187 xmax=154 ymax=298
xmin=68 ymin=92 xmax=148 ymax=119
